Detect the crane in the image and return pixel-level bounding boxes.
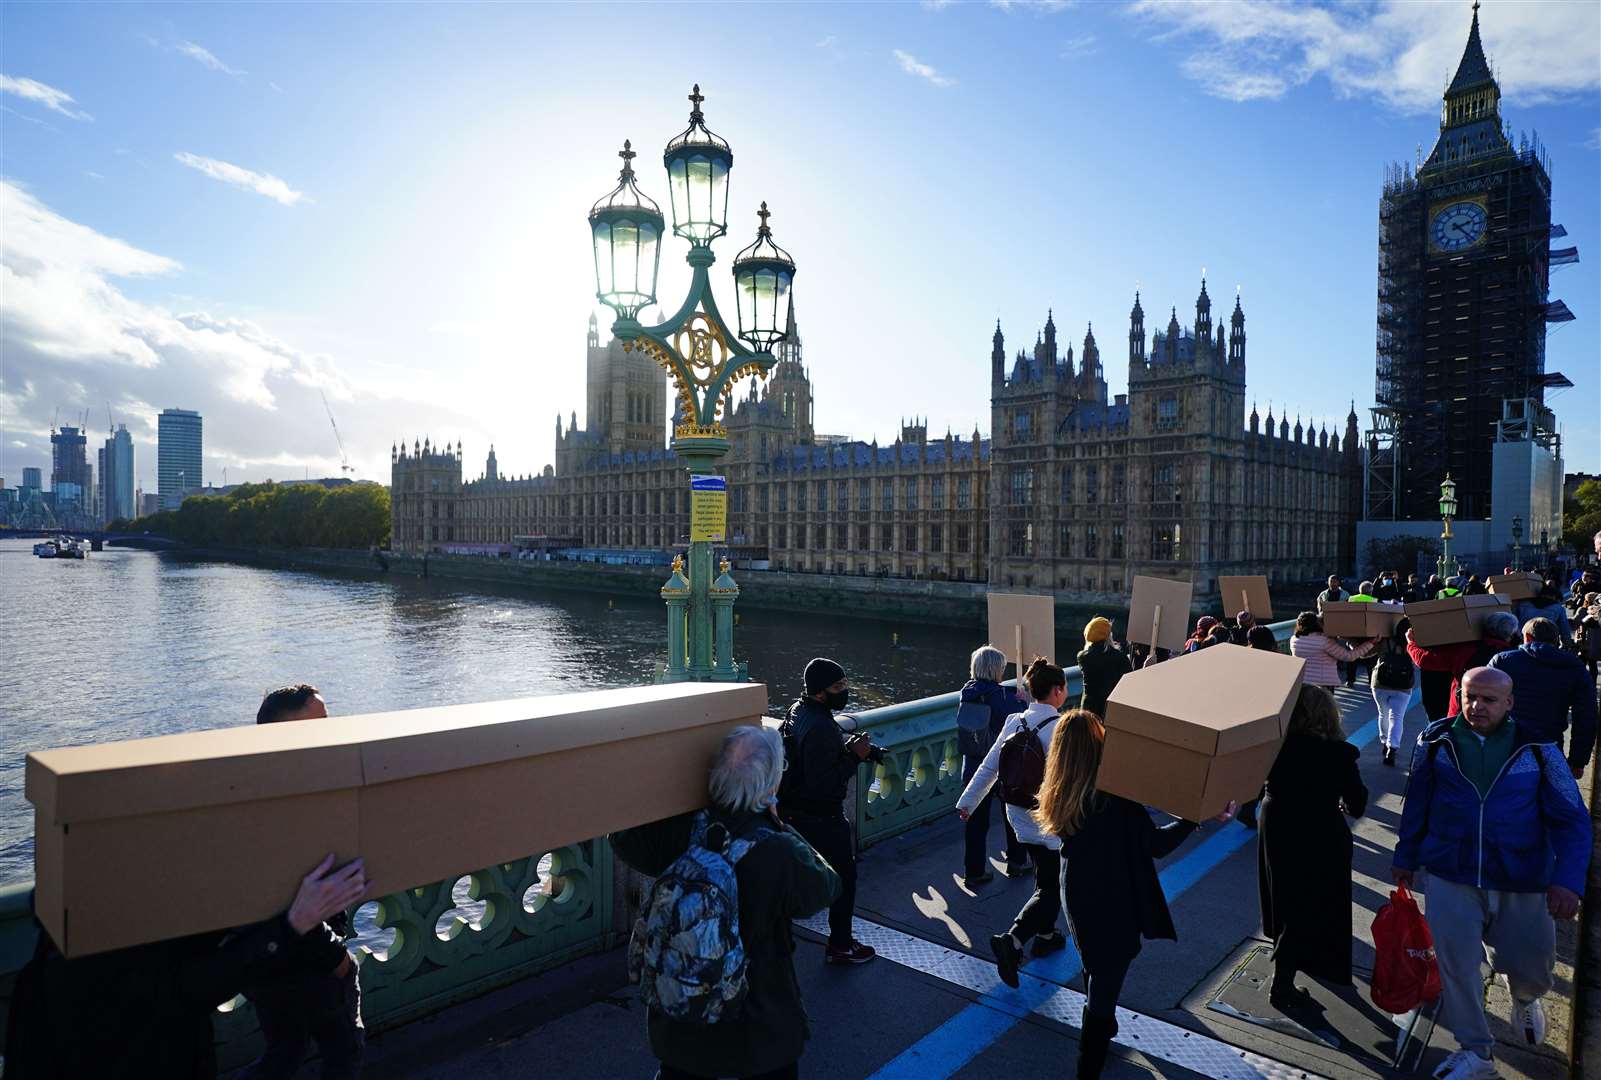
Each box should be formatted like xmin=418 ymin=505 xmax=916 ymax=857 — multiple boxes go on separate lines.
xmin=320 ymin=390 xmax=355 ymax=476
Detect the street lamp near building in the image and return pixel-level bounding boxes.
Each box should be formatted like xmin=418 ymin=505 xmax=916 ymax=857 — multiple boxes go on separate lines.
xmin=588 ymin=85 xmax=797 ymax=682
xmin=1511 ymin=515 xmax=1523 ymax=571
xmin=1437 ymin=474 xmax=1459 ymax=582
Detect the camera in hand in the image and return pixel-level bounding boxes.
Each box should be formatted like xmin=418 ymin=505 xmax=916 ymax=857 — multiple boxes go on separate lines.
xmin=848 ymin=732 xmax=891 ymax=766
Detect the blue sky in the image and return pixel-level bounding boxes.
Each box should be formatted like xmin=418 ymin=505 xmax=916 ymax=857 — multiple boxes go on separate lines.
xmin=2 ymin=0 xmax=1597 ymax=497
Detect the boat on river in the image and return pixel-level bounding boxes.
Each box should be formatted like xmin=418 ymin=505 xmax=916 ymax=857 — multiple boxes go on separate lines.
xmin=33 ymin=539 xmax=60 ymax=558
xmin=58 ymin=538 xmax=88 ymax=559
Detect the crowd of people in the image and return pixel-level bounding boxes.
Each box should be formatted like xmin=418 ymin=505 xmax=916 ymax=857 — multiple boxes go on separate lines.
xmin=4 ymin=541 xmax=1599 ymax=1080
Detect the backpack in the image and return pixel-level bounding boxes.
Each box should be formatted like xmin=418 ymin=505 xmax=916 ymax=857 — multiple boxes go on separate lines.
xmin=956 ymin=700 xmax=996 ymax=760
xmin=996 ymin=714 xmax=1049 ymax=808
xmin=1374 ymin=642 xmax=1414 ymax=691
xmin=627 ymin=811 xmax=772 ymax=1024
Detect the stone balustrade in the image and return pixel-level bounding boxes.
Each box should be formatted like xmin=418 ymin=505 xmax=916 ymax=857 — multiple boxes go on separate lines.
xmin=0 ymin=619 xmax=1294 ymax=1067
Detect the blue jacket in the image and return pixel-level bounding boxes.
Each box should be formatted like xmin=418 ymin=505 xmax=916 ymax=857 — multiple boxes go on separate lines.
xmin=1489 ymin=642 xmax=1598 ymax=772
xmin=1395 ymin=717 xmax=1591 ymax=896
xmin=959 ymin=678 xmax=1024 ymax=741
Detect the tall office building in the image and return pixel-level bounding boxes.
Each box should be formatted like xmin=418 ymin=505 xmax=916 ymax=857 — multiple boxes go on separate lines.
xmin=21 ymin=466 xmax=42 ymax=494
xmin=99 ymin=425 xmax=136 ymax=522
xmin=158 ymin=408 xmax=203 ymax=511
xmin=51 ymin=426 xmax=91 ymax=513
xmin=1374 ymin=5 xmax=1570 ymax=520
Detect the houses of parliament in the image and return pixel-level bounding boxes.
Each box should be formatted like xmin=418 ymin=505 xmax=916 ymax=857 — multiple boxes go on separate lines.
xmin=391 ymin=283 xmax=1360 ymax=600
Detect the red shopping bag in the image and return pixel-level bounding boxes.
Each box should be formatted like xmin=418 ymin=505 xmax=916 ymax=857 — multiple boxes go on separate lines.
xmin=1370 ymin=884 xmax=1442 ymax=1013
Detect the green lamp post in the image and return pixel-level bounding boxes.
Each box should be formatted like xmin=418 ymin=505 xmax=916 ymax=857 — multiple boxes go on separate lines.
xmin=589 ymin=85 xmax=796 ymax=682
xmin=1511 ymin=515 xmax=1523 ymax=571
xmin=1437 ymin=474 xmax=1460 ymax=582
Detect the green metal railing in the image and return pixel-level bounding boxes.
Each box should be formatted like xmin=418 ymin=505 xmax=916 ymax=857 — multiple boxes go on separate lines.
xmin=0 ymin=621 xmax=1294 ymax=1067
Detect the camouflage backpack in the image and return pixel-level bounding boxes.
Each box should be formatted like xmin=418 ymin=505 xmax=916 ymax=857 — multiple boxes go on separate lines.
xmin=627 ymin=812 xmax=773 ymax=1024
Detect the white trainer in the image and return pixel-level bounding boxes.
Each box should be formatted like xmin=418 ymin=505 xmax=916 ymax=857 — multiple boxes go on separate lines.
xmin=1514 ymin=997 xmax=1547 ymax=1045
xmin=1432 ymin=1049 xmax=1498 ymax=1080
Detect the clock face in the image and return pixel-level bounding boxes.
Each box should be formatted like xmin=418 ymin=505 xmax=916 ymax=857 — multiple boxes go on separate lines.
xmin=1431 ymin=201 xmax=1488 ymax=252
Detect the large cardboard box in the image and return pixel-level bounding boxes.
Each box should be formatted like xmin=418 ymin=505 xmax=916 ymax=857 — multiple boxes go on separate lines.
xmin=987 ymin=592 xmax=1056 ymax=671
xmin=1321 ymin=600 xmax=1406 ymax=639
xmin=1218 ymin=575 xmax=1273 ymax=620
xmin=1128 ymin=575 xmax=1194 ymax=655
xmin=1488 ymin=572 xmax=1542 ymax=602
xmin=1403 ymin=593 xmax=1512 ymax=648
xmin=1099 ymin=646 xmax=1304 ymax=822
xmin=26 ymin=682 xmax=765 ymax=957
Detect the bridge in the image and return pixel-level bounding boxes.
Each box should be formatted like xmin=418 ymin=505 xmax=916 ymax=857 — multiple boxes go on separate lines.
xmin=7 ymin=528 xmax=185 ymax=549
xmin=0 ymin=619 xmax=1595 ymax=1079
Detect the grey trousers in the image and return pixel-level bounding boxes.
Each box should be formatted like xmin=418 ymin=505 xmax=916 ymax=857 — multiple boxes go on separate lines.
xmin=1426 ymin=875 xmax=1556 ymax=1056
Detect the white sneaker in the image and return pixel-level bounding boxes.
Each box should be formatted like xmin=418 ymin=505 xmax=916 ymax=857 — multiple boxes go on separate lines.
xmin=1514 ymin=997 xmax=1546 ymax=1045
xmin=1432 ymin=1049 xmax=1498 ymax=1079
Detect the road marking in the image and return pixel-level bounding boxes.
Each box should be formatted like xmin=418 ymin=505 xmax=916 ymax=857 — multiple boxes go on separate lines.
xmin=851 ymin=688 xmax=1396 ymax=1079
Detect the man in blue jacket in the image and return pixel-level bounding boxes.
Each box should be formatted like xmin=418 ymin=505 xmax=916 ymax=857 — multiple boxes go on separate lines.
xmin=1489 ymin=617 xmax=1598 ymax=777
xmin=1393 ymin=667 xmax=1592 ymax=1080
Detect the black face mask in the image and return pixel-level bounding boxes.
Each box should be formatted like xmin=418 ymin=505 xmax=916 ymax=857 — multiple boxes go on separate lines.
xmin=824 ymin=689 xmax=849 ymax=711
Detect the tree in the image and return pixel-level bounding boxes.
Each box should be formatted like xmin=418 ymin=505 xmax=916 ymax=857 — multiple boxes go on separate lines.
xmin=118 ymin=482 xmax=389 ymax=550
xmin=1563 ymin=479 xmax=1601 ymax=554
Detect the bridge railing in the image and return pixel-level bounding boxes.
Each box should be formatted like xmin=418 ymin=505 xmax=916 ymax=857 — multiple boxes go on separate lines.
xmin=0 ymin=621 xmax=1295 ymax=1067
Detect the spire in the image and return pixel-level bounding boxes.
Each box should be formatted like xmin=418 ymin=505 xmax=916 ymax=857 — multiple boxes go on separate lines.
xmin=783 ymin=292 xmax=797 ymax=340
xmin=1446 ymin=1 xmax=1495 ymax=97
xmin=1130 ymin=290 xmax=1143 ymax=320
xmin=1197 ymin=275 xmax=1211 ymax=314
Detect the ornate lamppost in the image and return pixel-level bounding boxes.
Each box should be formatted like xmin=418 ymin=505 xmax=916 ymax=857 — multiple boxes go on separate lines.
xmin=1437 ymin=474 xmax=1460 ymax=582
xmin=588 ymin=86 xmax=796 ymax=682
xmin=1511 ymin=515 xmax=1523 ymax=571
xmin=1540 ymin=527 xmax=1550 ymax=573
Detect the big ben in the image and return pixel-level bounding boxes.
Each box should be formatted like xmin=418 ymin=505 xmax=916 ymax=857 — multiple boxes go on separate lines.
xmin=1376 ymin=3 xmax=1565 ymax=521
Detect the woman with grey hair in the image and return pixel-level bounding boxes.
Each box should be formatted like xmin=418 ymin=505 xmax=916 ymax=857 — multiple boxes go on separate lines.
xmin=956 ymin=644 xmax=1026 ymax=887
xmin=610 ymin=725 xmax=840 ymax=1080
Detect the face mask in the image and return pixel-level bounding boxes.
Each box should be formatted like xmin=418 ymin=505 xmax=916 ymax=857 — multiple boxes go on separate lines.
xmin=825 ymin=689 xmax=850 ymax=711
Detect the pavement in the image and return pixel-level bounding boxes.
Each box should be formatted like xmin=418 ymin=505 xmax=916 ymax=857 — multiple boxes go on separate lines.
xmin=350 ymin=685 xmax=1588 ymax=1080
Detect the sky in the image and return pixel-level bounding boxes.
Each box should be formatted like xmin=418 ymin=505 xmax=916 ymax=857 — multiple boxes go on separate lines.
xmin=2 ymin=0 xmax=1598 ymax=498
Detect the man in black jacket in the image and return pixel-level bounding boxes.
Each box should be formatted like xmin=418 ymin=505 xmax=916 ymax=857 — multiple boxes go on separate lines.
xmin=777 ymin=657 xmax=877 ymax=965
xmin=239 ymin=684 xmax=364 ymax=1079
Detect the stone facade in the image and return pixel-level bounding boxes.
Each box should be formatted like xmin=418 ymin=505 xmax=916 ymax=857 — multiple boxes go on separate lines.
xmin=392 ymin=285 xmax=1358 ymax=598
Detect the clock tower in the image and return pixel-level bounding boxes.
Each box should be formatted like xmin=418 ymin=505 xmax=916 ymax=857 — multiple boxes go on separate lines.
xmin=1375 ymin=2 xmax=1559 ymax=521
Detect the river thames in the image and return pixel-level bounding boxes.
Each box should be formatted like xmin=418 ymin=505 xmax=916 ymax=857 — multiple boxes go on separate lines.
xmin=0 ymin=537 xmax=1028 ymax=886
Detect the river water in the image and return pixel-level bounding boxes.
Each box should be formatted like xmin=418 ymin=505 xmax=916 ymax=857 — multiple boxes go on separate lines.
xmin=0 ymin=537 xmax=1048 ymax=887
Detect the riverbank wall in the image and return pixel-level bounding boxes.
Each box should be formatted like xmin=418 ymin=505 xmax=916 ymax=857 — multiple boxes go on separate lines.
xmin=171 ymin=545 xmax=1196 ymax=628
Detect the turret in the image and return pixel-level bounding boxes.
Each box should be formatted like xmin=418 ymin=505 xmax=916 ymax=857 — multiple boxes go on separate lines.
xmin=1194 ymin=276 xmax=1212 ymax=343
xmin=1042 ymin=309 xmax=1057 ymax=370
xmin=1128 ymin=291 xmax=1146 ymax=369
xmin=1165 ymin=307 xmax=1180 ymax=364
xmin=1229 ymin=291 xmax=1246 ymax=368
xmin=1080 ymin=324 xmax=1103 ymax=403
xmin=587 ymin=312 xmax=600 ymax=349
xmin=486 ymin=445 xmax=498 ymax=481
xmin=1249 ymin=401 xmax=1259 ymax=434
xmin=991 ymin=320 xmax=1005 ymax=386
xmin=1343 ymin=403 xmax=1360 ymax=453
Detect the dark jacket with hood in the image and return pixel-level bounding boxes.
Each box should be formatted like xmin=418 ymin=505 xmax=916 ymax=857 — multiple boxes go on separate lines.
xmin=4 ymin=908 xmax=318 ymax=1079
xmin=777 ymin=697 xmax=860 ymax=819
xmin=611 ymin=808 xmax=840 ymax=1077
xmin=1076 ymin=641 xmax=1133 ymax=720
xmin=957 ymin=677 xmax=1023 ymax=764
xmin=1489 ymin=642 xmax=1599 ymax=772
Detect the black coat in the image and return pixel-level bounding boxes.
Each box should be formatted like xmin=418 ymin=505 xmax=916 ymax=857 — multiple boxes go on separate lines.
xmin=4 ymin=912 xmax=308 ymax=1079
xmin=1076 ymin=642 xmax=1132 ymax=721
xmin=777 ymin=698 xmax=860 ymax=819
xmin=611 ymin=809 xmax=840 ymax=1077
xmin=1057 ymin=793 xmax=1197 ymax=973
xmin=1257 ymin=733 xmax=1367 ymax=983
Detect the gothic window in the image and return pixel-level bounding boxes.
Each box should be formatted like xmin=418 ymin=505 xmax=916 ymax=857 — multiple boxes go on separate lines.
xmin=816 ymin=480 xmax=827 ymax=507
xmin=759 ymin=486 xmax=770 ymax=513
xmin=1008 ymin=523 xmax=1034 ymax=557
xmin=835 ymin=524 xmax=849 ymax=548
xmin=905 ymin=477 xmax=919 ymax=510
xmin=797 ymin=484 xmax=808 ymax=512
xmin=880 ymin=524 xmax=894 ymax=551
xmin=904 ymin=526 xmax=918 ymax=553
xmin=857 ymin=524 xmax=870 ymax=550
xmin=1058 ymin=523 xmax=1072 ymax=557
xmin=1010 ymin=466 xmax=1034 ymax=505
xmin=858 ymin=481 xmax=870 ymax=512
xmin=931 ymin=477 xmax=945 ymax=510
xmin=929 ymin=525 xmax=943 ymax=553
xmin=1085 ymin=465 xmax=1099 ymax=504
xmin=956 ymin=524 xmax=971 ymax=554
xmin=837 ymin=485 xmax=848 ymax=512
xmin=1155 ymin=462 xmax=1180 ymax=502
xmin=778 ymin=486 xmax=788 ymax=512
xmin=1014 ymin=411 xmax=1031 ymax=440
xmin=958 ymin=476 xmax=972 ymax=509
xmin=1157 ymin=396 xmax=1179 ymax=430
xmin=881 ymin=480 xmax=894 ymax=512
xmin=1085 ymin=524 xmax=1099 ymax=558
xmin=1060 ymin=465 xmax=1073 ymax=504
xmin=1111 ymin=523 xmax=1125 ymax=558
xmin=1112 ymin=463 xmax=1126 ymax=503
xmin=1150 ymin=522 xmax=1182 ymax=561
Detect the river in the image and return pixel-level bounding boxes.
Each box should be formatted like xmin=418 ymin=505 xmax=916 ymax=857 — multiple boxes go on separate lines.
xmin=0 ymin=537 xmax=1046 ymax=887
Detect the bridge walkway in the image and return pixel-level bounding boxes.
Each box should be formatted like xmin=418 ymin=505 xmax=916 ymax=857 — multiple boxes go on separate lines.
xmin=345 ymin=686 xmax=1584 ymax=1080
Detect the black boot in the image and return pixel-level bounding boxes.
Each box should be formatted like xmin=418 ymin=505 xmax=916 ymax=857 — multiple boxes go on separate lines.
xmin=1076 ymin=1010 xmax=1118 ymax=1079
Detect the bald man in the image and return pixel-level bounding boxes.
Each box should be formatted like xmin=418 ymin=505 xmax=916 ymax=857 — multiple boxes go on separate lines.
xmin=1393 ymin=667 xmax=1592 ymax=1080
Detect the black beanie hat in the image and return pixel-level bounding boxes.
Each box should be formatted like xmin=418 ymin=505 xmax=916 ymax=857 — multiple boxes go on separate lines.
xmin=804 ymin=657 xmax=846 ymax=696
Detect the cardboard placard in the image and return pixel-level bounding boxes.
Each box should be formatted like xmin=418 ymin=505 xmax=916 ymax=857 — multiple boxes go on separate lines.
xmin=1099 ymin=645 xmax=1304 ymax=821
xmin=987 ymin=592 xmax=1055 ymax=675
xmin=1218 ymin=575 xmax=1273 ymax=620
xmin=1487 ymin=572 xmax=1542 ymax=602
xmin=1403 ymin=593 xmax=1511 ymax=648
xmin=1128 ymin=575 xmax=1194 ymax=655
xmin=1321 ymin=600 xmax=1405 ymax=639
xmin=27 ymin=682 xmax=767 ymax=957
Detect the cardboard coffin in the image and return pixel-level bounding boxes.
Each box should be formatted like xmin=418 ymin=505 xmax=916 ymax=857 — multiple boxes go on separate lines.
xmin=1099 ymin=645 xmax=1304 ymax=822
xmin=1403 ymin=593 xmax=1511 ymax=648
xmin=1321 ymin=600 xmax=1406 ymax=639
xmin=26 ymin=682 xmax=766 ymax=957
xmin=1487 ymin=572 xmax=1542 ymax=602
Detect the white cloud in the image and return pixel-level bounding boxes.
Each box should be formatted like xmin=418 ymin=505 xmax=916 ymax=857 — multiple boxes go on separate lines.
xmin=174 ymin=152 xmax=305 ymax=206
xmin=990 ymin=0 xmax=1075 ymax=12
xmin=921 ymin=0 xmax=958 ymax=10
xmin=893 ymin=49 xmax=955 ymax=88
xmin=816 ymin=35 xmax=837 ymax=49
xmin=1061 ymin=33 xmax=1098 ymax=56
xmin=1586 ymin=127 xmax=1601 ymax=151
xmin=177 ymin=41 xmax=244 ymax=76
xmin=0 ymin=74 xmax=91 ymax=120
xmin=0 ymin=181 xmax=461 ymax=485
xmin=1131 ymin=0 xmax=1601 ymax=111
